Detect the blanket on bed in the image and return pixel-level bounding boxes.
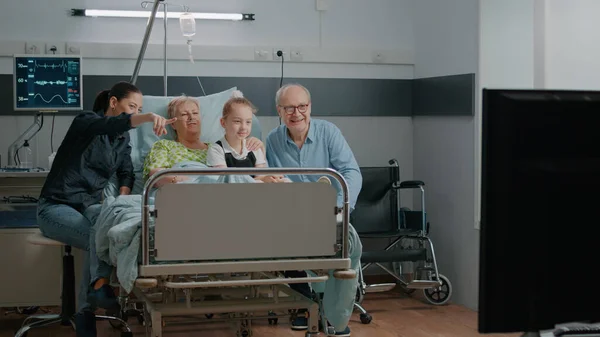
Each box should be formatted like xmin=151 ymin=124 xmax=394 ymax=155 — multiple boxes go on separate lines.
xmin=94 ymin=161 xmax=257 ymax=293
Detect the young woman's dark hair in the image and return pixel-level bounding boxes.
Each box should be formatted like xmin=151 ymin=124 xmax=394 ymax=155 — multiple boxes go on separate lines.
xmin=92 ymin=81 xmax=141 ymax=114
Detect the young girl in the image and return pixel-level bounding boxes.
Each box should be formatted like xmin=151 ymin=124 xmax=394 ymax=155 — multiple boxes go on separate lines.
xmin=207 ymin=96 xmax=285 ymax=183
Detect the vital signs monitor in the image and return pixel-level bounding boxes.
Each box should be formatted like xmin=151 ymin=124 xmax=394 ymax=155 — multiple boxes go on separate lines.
xmin=13 ymin=54 xmax=83 ymax=112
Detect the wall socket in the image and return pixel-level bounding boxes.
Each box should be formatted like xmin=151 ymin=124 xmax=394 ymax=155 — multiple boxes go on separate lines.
xmin=372 ymin=51 xmax=385 ymax=63
xmin=45 ymin=42 xmax=64 ymax=54
xmin=316 ymin=0 xmax=329 ymax=11
xmin=25 ymin=42 xmax=42 ymax=54
xmin=290 ymin=48 xmax=303 ymax=61
xmin=254 ymin=48 xmax=271 ymax=61
xmin=273 ymin=48 xmax=288 ymax=60
xmin=66 ymin=43 xmax=81 ymax=55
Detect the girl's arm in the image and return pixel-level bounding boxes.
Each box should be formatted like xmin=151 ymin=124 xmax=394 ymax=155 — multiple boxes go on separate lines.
xmin=253 ymin=149 xmax=284 ymax=183
xmin=207 ymin=143 xmax=227 ymax=168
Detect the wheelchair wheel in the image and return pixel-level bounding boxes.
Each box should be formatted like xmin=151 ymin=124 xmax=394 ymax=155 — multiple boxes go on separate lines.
xmin=359 ymin=313 xmax=372 ymax=324
xmin=423 ymin=274 xmax=452 ymax=305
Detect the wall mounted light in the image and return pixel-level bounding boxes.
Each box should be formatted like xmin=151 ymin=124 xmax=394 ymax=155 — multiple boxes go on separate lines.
xmin=70 ymin=9 xmax=255 ymax=21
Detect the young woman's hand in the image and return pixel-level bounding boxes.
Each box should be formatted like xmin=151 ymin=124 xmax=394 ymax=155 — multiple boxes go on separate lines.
xmin=131 ymin=113 xmax=177 ymax=136
xmin=148 ymin=113 xmax=177 ymax=136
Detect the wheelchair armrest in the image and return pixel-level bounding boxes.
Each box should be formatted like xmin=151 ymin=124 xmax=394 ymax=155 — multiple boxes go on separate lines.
xmin=396 ymin=180 xmax=425 ymax=189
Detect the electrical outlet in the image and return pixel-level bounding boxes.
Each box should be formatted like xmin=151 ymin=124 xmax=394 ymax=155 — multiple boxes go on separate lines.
xmin=25 ymin=42 xmax=41 ymax=54
xmin=273 ymin=48 xmax=288 ymax=60
xmin=290 ymin=48 xmax=303 ymax=61
xmin=45 ymin=42 xmax=64 ymax=54
xmin=316 ymin=0 xmax=329 ymax=11
xmin=254 ymin=48 xmax=271 ymax=61
xmin=372 ymin=51 xmax=385 ymax=63
xmin=66 ymin=43 xmax=81 ymax=55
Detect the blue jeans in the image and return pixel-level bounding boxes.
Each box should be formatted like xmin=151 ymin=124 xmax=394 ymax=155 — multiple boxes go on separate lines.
xmin=37 ymin=198 xmax=112 ymax=312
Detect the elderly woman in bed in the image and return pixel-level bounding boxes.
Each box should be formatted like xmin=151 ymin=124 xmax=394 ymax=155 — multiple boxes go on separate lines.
xmin=142 ymin=95 xmax=264 ymax=187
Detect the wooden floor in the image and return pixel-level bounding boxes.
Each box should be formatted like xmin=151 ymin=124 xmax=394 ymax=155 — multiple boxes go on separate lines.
xmin=0 ymin=290 xmax=519 ymax=337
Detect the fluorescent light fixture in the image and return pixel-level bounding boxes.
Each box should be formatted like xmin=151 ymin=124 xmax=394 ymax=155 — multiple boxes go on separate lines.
xmin=70 ymin=9 xmax=254 ymax=21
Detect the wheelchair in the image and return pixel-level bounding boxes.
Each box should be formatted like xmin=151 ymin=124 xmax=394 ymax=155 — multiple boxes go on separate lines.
xmin=351 ymin=159 xmax=452 ymax=324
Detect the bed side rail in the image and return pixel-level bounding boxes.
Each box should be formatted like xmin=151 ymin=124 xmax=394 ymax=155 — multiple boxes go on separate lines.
xmin=141 ymin=168 xmax=351 ymax=267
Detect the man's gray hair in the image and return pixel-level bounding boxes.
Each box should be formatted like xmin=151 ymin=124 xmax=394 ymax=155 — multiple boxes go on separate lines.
xmin=275 ymin=83 xmax=311 ymax=106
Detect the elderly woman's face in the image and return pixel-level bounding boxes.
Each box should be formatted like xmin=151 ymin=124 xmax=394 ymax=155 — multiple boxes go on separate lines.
xmin=173 ymin=101 xmax=201 ymax=139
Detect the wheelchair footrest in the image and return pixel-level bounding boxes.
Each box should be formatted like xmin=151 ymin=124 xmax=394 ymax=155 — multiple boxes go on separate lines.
xmin=406 ymin=280 xmax=442 ymax=290
xmin=365 ymin=283 xmax=396 ymax=293
xmin=361 ymin=248 xmax=427 ymax=264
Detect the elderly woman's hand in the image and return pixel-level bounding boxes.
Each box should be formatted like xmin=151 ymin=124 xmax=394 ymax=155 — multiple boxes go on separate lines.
xmin=246 ymin=137 xmax=264 ymax=152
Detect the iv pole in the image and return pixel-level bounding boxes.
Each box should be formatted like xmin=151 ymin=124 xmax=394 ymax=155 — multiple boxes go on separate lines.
xmin=5 ymin=1 xmax=184 ymax=169
xmin=130 ymin=0 xmax=173 ymax=96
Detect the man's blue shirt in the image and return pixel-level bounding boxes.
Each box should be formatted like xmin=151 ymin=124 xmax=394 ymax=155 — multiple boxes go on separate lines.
xmin=265 ymin=119 xmax=362 ymax=211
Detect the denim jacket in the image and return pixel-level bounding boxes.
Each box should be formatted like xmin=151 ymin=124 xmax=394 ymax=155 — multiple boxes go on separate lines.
xmin=39 ymin=111 xmax=134 ymax=213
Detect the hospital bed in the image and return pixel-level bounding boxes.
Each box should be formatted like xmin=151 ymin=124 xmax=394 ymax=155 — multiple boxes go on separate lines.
xmin=124 ymin=166 xmax=355 ymax=337
xmin=95 ymin=90 xmax=357 ymax=337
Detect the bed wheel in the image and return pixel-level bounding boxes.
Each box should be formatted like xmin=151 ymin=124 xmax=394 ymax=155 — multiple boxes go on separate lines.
xmin=136 ymin=313 xmax=144 ymax=326
xmin=268 ymin=311 xmax=278 ymax=325
xmin=423 ymin=274 xmax=452 ymax=306
xmin=360 ymin=313 xmax=372 ymax=324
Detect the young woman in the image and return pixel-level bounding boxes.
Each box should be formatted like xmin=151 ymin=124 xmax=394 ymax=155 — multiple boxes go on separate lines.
xmin=37 ymin=81 xmax=175 ymax=336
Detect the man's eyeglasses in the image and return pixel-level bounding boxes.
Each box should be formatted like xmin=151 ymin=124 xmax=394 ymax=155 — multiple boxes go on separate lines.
xmin=279 ymin=104 xmax=309 ymax=114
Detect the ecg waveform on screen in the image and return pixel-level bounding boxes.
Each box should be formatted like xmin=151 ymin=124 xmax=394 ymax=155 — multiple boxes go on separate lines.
xmin=32 ymin=93 xmax=69 ymax=104
xmin=34 ymin=80 xmax=67 ymax=86
xmin=26 ymin=60 xmax=69 ymax=72
xmin=15 ymin=57 xmax=82 ymax=111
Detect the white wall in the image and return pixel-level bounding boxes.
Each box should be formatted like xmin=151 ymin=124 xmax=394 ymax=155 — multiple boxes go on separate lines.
xmin=544 ymin=0 xmax=600 ymax=90
xmin=412 ymin=0 xmax=479 ymax=310
xmin=0 ymin=0 xmax=415 ymax=182
xmin=475 ymin=0 xmax=540 ymax=237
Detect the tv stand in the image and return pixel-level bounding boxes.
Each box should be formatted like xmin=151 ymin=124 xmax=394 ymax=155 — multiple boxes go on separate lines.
xmin=521 ymin=332 xmax=541 ymax=337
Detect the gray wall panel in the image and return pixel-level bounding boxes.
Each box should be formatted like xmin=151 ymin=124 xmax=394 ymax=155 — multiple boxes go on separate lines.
xmin=0 ymin=74 xmax=475 ymax=116
xmin=412 ymin=73 xmax=475 ymax=116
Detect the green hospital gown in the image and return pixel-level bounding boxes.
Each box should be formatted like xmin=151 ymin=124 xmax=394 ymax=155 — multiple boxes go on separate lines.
xmin=142 ymin=139 xmax=209 ymax=180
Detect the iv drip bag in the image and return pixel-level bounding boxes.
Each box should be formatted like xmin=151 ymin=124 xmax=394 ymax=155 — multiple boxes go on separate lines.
xmin=180 ymin=12 xmax=196 ymax=37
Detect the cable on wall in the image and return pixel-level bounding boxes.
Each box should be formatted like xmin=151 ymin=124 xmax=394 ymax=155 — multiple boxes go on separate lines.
xmin=276 ymin=50 xmax=284 ymax=125
xmin=50 ymin=113 xmax=55 ymax=153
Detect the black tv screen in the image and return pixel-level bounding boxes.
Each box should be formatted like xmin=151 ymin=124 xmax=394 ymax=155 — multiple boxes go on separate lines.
xmin=479 ymin=89 xmax=600 ymax=334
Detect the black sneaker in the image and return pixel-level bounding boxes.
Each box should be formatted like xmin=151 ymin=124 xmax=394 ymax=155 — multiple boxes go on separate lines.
xmin=332 ymin=326 xmax=351 ymax=336
xmin=291 ymin=316 xmax=308 ymax=330
xmin=88 ymin=284 xmax=119 ymax=310
xmin=74 ymin=310 xmax=97 ymax=337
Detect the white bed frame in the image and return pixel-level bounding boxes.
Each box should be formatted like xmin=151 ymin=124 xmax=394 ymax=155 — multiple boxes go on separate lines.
xmin=128 ymin=167 xmax=355 ymax=337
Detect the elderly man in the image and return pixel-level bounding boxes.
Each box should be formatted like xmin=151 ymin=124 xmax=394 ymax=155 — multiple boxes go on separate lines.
xmin=265 ymin=83 xmax=363 ymax=337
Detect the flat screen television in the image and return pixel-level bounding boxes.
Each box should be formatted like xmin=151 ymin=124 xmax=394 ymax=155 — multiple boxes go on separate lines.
xmin=479 ymin=89 xmax=600 ymax=335
xmin=13 ymin=54 xmax=83 ymax=112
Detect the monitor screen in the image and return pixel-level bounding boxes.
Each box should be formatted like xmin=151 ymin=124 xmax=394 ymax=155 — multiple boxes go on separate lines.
xmin=479 ymin=89 xmax=600 ymax=334
xmin=13 ymin=54 xmax=83 ymax=112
